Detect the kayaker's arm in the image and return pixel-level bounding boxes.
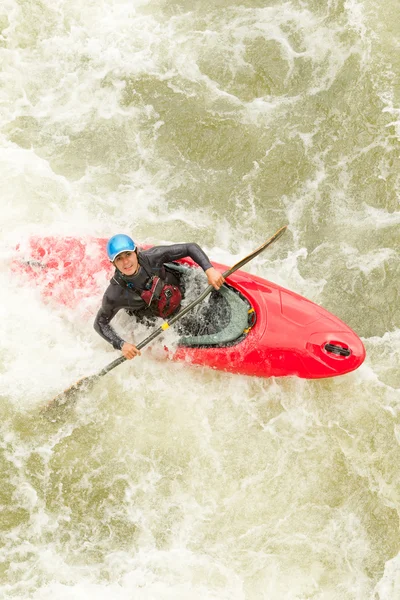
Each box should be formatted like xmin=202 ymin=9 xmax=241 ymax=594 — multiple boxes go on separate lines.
xmin=94 ymin=293 xmax=142 ymax=359
xmin=93 ymin=300 xmax=125 ymax=351
xmin=145 ymin=243 xmax=212 ymax=270
xmin=94 ymin=307 xmax=142 ymax=359
xmin=145 ymin=243 xmax=224 ymax=289
xmin=205 ymin=267 xmax=224 ymax=290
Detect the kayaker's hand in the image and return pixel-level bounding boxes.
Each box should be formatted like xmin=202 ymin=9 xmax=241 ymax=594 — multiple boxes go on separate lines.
xmin=121 ymin=342 xmax=141 ymax=360
xmin=205 ymin=267 xmax=225 ymax=290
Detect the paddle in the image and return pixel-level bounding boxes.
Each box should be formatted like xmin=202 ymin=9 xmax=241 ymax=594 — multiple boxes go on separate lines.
xmin=44 ymin=225 xmax=287 ymax=412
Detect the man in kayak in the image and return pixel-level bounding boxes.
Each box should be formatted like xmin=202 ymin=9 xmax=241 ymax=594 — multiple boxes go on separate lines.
xmin=94 ymin=234 xmax=225 ymax=359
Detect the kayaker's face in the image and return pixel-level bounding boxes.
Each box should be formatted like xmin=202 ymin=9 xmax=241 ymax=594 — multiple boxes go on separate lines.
xmin=114 ymin=251 xmax=139 ymax=276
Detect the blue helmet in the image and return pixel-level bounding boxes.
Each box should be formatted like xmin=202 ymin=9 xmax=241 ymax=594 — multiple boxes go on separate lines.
xmin=106 ymin=234 xmax=136 ymax=262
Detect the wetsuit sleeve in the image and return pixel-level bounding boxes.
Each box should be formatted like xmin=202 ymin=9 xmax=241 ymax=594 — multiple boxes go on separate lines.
xmin=93 ymin=294 xmax=125 ymax=350
xmin=147 ymin=243 xmax=213 ymax=271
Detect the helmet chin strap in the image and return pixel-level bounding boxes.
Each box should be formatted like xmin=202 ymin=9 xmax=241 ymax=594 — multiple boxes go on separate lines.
xmin=118 ymin=266 xmax=140 ymax=280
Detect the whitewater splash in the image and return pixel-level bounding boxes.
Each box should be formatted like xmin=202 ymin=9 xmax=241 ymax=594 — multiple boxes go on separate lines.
xmin=1 ymin=0 xmax=399 ymax=598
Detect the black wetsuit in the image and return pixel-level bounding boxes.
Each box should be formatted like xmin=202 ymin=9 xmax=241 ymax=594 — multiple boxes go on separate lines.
xmin=94 ymin=243 xmax=213 ymax=350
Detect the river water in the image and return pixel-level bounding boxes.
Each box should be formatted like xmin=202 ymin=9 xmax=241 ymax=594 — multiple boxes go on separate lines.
xmin=1 ymin=0 xmax=399 ymax=598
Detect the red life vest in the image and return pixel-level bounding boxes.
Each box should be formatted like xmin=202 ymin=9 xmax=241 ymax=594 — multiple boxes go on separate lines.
xmin=140 ymin=275 xmax=182 ymax=318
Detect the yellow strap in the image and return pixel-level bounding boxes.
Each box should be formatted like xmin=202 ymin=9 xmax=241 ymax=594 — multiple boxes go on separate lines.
xmin=244 ymin=308 xmax=256 ymax=334
xmin=161 ymin=322 xmax=170 ymax=330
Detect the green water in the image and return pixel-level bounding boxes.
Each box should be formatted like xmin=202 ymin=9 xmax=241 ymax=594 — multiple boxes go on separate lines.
xmin=1 ymin=0 xmax=399 ymax=598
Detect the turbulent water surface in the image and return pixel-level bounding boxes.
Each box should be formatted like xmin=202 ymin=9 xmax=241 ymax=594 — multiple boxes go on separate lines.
xmin=1 ymin=0 xmax=400 ymax=598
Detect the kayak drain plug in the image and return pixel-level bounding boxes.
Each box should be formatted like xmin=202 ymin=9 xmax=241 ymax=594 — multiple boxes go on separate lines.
xmin=324 ymin=343 xmax=351 ymax=357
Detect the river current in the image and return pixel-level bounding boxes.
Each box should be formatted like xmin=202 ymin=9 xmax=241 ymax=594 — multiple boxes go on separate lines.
xmin=1 ymin=0 xmax=399 ymax=598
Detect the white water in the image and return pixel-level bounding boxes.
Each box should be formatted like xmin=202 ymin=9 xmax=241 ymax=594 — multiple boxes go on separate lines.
xmin=1 ymin=0 xmax=400 ymax=598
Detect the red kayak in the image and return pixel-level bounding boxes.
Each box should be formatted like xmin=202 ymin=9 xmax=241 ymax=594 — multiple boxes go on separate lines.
xmin=11 ymin=236 xmax=366 ymax=379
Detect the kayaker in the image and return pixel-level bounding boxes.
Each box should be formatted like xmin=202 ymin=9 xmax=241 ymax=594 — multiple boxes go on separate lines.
xmin=94 ymin=234 xmax=225 ymax=359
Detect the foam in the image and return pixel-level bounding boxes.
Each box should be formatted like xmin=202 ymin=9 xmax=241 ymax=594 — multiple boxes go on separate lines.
xmin=1 ymin=0 xmax=399 ymax=598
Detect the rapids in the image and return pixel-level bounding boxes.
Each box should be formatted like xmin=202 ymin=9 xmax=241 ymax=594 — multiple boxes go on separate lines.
xmin=0 ymin=0 xmax=399 ymax=598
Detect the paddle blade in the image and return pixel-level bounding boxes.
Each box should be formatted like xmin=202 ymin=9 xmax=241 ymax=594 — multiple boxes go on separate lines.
xmin=42 ymin=373 xmax=99 ymax=417
xmin=225 ymin=225 xmax=288 ymax=276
